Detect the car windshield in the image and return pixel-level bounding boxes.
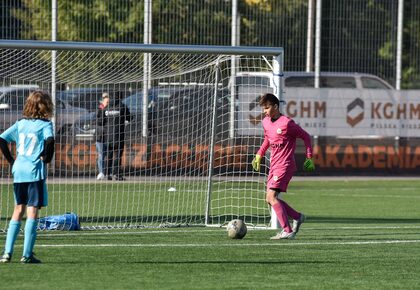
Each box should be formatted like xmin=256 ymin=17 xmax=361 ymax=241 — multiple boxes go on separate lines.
xmin=285 ymin=76 xmax=357 ymax=88
xmin=153 ymin=89 xmax=173 ymax=99
xmin=59 ymin=90 xmax=108 ymax=112
xmin=361 ymin=77 xmax=391 ymax=89
xmin=122 ymin=93 xmax=143 ymax=113
xmin=0 ymin=88 xmax=34 ymax=110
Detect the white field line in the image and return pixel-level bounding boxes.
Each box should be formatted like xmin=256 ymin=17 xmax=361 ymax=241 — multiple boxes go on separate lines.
xmin=27 ymin=239 xmax=420 ymax=248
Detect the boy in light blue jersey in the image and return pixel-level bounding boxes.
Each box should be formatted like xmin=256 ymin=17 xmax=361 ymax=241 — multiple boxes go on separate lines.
xmin=0 ymin=90 xmax=55 ymax=264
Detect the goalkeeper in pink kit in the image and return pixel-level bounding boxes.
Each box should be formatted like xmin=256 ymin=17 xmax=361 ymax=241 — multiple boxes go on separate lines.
xmin=252 ymin=93 xmax=315 ymax=240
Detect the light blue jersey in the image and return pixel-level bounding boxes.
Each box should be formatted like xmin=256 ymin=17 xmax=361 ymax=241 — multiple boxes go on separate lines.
xmin=0 ymin=119 xmax=54 ymax=183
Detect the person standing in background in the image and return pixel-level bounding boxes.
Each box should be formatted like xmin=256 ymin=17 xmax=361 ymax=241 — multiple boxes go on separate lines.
xmin=95 ymin=92 xmax=109 ymax=180
xmin=97 ymin=91 xmax=131 ymax=181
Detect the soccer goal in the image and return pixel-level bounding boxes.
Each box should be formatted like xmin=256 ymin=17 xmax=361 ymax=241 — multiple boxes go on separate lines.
xmin=0 ymin=40 xmax=283 ymax=230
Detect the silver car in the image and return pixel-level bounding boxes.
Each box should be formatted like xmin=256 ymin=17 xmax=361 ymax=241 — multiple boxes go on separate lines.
xmin=0 ymin=85 xmax=90 ymax=142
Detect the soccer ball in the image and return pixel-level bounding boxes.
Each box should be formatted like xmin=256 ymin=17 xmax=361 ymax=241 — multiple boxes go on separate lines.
xmin=227 ymin=219 xmax=247 ymax=239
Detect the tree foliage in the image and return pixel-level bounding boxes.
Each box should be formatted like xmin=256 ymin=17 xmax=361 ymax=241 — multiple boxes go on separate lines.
xmin=6 ymin=0 xmax=420 ymax=88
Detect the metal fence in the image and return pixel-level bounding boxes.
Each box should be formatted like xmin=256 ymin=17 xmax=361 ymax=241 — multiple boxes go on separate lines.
xmin=1 ymin=0 xmax=420 ymax=89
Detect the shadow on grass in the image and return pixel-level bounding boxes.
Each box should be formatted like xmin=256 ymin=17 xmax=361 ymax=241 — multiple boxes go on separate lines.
xmin=77 ymin=215 xmax=272 ymax=226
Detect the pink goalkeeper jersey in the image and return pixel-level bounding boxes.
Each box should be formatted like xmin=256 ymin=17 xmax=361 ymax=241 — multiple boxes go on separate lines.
xmin=257 ymin=115 xmax=313 ymax=174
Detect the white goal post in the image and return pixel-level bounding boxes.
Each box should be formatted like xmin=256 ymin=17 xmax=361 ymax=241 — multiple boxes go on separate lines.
xmin=0 ymin=40 xmax=284 ymax=230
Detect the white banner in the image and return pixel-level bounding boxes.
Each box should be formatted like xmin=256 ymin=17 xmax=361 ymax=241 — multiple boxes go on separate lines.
xmin=240 ymin=88 xmax=420 ymax=138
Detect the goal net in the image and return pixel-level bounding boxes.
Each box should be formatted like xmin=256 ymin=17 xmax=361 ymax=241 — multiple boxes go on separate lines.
xmin=0 ymin=42 xmax=283 ymax=230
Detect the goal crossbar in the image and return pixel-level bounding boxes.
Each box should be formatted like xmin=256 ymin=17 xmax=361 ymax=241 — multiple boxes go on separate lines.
xmin=0 ymin=40 xmax=283 ymax=56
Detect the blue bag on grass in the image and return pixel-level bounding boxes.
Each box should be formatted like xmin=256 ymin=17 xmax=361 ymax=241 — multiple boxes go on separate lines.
xmin=37 ymin=212 xmax=80 ymax=231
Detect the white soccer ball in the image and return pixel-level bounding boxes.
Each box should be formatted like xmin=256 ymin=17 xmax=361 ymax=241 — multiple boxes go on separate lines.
xmin=227 ymin=219 xmax=247 ymax=239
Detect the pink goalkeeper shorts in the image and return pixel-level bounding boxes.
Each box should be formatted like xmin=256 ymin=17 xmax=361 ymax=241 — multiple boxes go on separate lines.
xmin=267 ymin=170 xmax=294 ymax=192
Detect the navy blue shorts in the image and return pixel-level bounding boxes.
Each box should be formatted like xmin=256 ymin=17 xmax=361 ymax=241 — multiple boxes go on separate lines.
xmin=14 ymin=179 xmax=48 ymax=208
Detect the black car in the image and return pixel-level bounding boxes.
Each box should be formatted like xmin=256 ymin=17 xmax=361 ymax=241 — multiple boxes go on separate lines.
xmin=59 ymin=87 xmax=132 ymax=141
xmin=58 ymin=88 xmax=130 ymax=113
xmin=154 ymin=85 xmax=231 ymax=139
xmin=70 ymin=85 xmax=231 ymax=141
xmin=123 ymin=86 xmax=197 ymax=138
xmin=71 ymin=86 xmax=188 ymax=141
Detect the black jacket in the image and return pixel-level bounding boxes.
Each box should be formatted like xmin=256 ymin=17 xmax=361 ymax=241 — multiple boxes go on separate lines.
xmin=97 ymin=100 xmax=131 ymax=143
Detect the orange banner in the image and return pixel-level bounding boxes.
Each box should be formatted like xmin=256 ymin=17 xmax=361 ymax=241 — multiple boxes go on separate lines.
xmin=2 ymin=142 xmax=420 ymax=174
xmin=53 ymin=143 xmax=249 ymax=171
xmin=314 ymin=144 xmax=420 ymax=169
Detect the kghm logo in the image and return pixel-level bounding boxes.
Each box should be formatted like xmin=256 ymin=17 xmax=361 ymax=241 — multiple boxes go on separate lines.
xmin=347 ymin=98 xmax=364 ymax=127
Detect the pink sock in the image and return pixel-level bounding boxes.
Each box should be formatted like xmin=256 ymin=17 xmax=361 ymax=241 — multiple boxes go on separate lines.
xmin=272 ymin=202 xmax=292 ymax=232
xmin=280 ymin=199 xmax=300 ymax=220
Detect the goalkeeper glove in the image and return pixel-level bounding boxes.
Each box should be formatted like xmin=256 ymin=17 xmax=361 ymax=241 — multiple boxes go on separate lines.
xmin=251 ymin=154 xmax=262 ymax=171
xmin=303 ymin=158 xmax=315 ymax=172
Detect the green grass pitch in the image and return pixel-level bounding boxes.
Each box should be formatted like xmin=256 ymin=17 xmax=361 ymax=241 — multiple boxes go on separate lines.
xmin=0 ymin=179 xmax=419 ymax=289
